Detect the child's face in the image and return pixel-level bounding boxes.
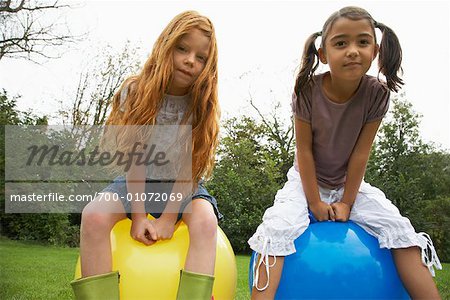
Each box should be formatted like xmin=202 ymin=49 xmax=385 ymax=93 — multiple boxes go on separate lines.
xmin=168 ymin=28 xmax=211 ymax=96
xmin=319 ymin=18 xmax=379 ymax=82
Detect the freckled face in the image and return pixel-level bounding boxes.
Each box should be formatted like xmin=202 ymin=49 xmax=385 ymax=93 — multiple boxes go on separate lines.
xmin=319 ymin=18 xmax=379 ymax=82
xmin=168 ymin=28 xmax=211 ymax=96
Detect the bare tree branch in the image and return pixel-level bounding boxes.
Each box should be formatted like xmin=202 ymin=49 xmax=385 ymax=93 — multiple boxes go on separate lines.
xmin=248 ymin=92 xmax=295 ymax=175
xmin=0 ymin=0 xmax=69 ymax=13
xmin=0 ymin=0 xmax=82 ymax=62
xmin=249 ymin=93 xmax=294 ymax=151
xmin=61 ymin=42 xmax=141 ymax=127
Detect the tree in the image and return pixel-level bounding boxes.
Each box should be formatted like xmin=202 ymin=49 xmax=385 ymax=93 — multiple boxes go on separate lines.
xmin=249 ymin=96 xmax=295 ymax=184
xmin=206 ymin=117 xmax=279 ymax=252
xmin=366 ymin=94 xmax=429 ymax=213
xmin=0 ymin=90 xmax=48 ymax=126
xmin=0 ymin=0 xmax=79 ymax=61
xmin=420 ymin=197 xmax=450 ymax=262
xmin=366 ymin=94 xmax=450 ymax=261
xmin=1 ymin=90 xmax=78 ymax=246
xmin=207 ymin=108 xmax=294 ymax=253
xmin=1 ymin=89 xmax=46 ymax=205
xmin=0 ymin=89 xmax=21 ymax=125
xmin=60 ymin=41 xmax=141 ymax=126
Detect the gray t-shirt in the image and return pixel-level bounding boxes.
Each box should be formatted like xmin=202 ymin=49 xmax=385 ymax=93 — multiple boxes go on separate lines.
xmin=292 ymin=72 xmax=390 ymax=188
xmin=119 ymin=86 xmax=190 ymax=125
xmin=119 ymin=86 xmax=191 ymax=180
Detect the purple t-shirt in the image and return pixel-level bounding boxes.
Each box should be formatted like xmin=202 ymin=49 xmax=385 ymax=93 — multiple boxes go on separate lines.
xmin=292 ymin=72 xmax=390 ymax=188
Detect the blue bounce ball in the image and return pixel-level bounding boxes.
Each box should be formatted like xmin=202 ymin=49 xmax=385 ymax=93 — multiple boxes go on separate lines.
xmin=249 ymin=221 xmax=410 ymax=299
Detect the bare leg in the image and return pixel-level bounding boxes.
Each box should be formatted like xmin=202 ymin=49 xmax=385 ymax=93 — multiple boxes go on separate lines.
xmin=392 ymin=247 xmax=440 ymax=299
xmin=182 ymin=198 xmax=217 ymax=275
xmin=251 ymin=256 xmax=284 ymax=300
xmin=80 ymin=193 xmax=126 ymax=277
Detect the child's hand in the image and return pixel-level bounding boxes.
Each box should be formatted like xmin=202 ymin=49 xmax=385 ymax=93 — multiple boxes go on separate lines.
xmin=130 ymin=216 xmax=157 ymax=246
xmin=309 ymin=201 xmax=335 ymax=221
xmin=151 ymin=217 xmax=176 ymax=240
xmin=331 ymin=202 xmax=351 ymax=222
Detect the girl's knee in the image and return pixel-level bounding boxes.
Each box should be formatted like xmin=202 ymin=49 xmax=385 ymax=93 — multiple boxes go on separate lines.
xmin=81 ymin=193 xmax=125 ymax=232
xmin=81 ymin=205 xmax=117 ymax=235
xmin=187 ymin=212 xmax=218 ymax=241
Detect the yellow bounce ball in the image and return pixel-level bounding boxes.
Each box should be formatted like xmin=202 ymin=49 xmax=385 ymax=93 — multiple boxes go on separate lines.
xmin=74 ymin=217 xmax=237 ymax=300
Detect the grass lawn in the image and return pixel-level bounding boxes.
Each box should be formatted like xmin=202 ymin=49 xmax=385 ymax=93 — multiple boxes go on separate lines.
xmin=0 ymin=236 xmax=79 ymax=299
xmin=1 ymin=237 xmax=448 ymax=299
xmin=235 ymin=255 xmax=251 ymax=300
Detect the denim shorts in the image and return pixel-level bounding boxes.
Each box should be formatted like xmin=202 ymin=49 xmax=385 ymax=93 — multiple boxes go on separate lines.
xmin=101 ymin=176 xmax=223 ymax=222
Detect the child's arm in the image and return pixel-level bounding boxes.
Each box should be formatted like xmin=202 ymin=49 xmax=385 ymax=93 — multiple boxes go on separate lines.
xmin=295 ymin=118 xmax=335 ymax=221
xmin=332 ymin=120 xmax=382 ymax=221
xmin=150 ymin=151 xmax=193 ymax=240
xmin=127 ymin=163 xmax=157 ymax=245
xmin=150 ymin=180 xmax=188 ymax=240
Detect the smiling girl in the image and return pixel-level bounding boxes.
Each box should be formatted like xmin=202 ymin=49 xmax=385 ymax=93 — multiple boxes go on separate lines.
xmin=249 ymin=6 xmax=441 ymax=299
xmin=71 ymin=11 xmax=221 ymax=300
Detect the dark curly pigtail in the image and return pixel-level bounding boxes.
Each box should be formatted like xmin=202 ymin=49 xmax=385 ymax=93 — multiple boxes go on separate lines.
xmin=375 ymin=21 xmax=403 ymax=92
xmin=294 ymin=31 xmax=322 ymax=96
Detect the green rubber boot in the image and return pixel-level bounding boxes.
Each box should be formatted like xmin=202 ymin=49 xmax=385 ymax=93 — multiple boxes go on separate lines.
xmin=176 ymin=270 xmax=214 ymax=300
xmin=71 ymin=271 xmax=120 ymax=300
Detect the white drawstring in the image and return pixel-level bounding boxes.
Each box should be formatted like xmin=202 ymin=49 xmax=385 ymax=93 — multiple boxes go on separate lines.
xmin=418 ymin=232 xmax=442 ymax=276
xmin=253 ymin=237 xmax=277 ymax=291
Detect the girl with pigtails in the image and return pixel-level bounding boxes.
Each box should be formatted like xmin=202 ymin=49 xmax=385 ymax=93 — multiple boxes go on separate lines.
xmin=248 ymin=6 xmax=441 ymax=299
xmin=71 ymin=11 xmax=222 ymax=300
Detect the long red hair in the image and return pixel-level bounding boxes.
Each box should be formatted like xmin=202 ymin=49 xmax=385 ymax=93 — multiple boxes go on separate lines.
xmin=106 ymin=11 xmax=220 ymax=183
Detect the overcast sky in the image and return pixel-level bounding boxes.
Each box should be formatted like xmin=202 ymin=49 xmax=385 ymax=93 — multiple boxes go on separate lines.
xmin=1 ymin=0 xmax=449 ymax=149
